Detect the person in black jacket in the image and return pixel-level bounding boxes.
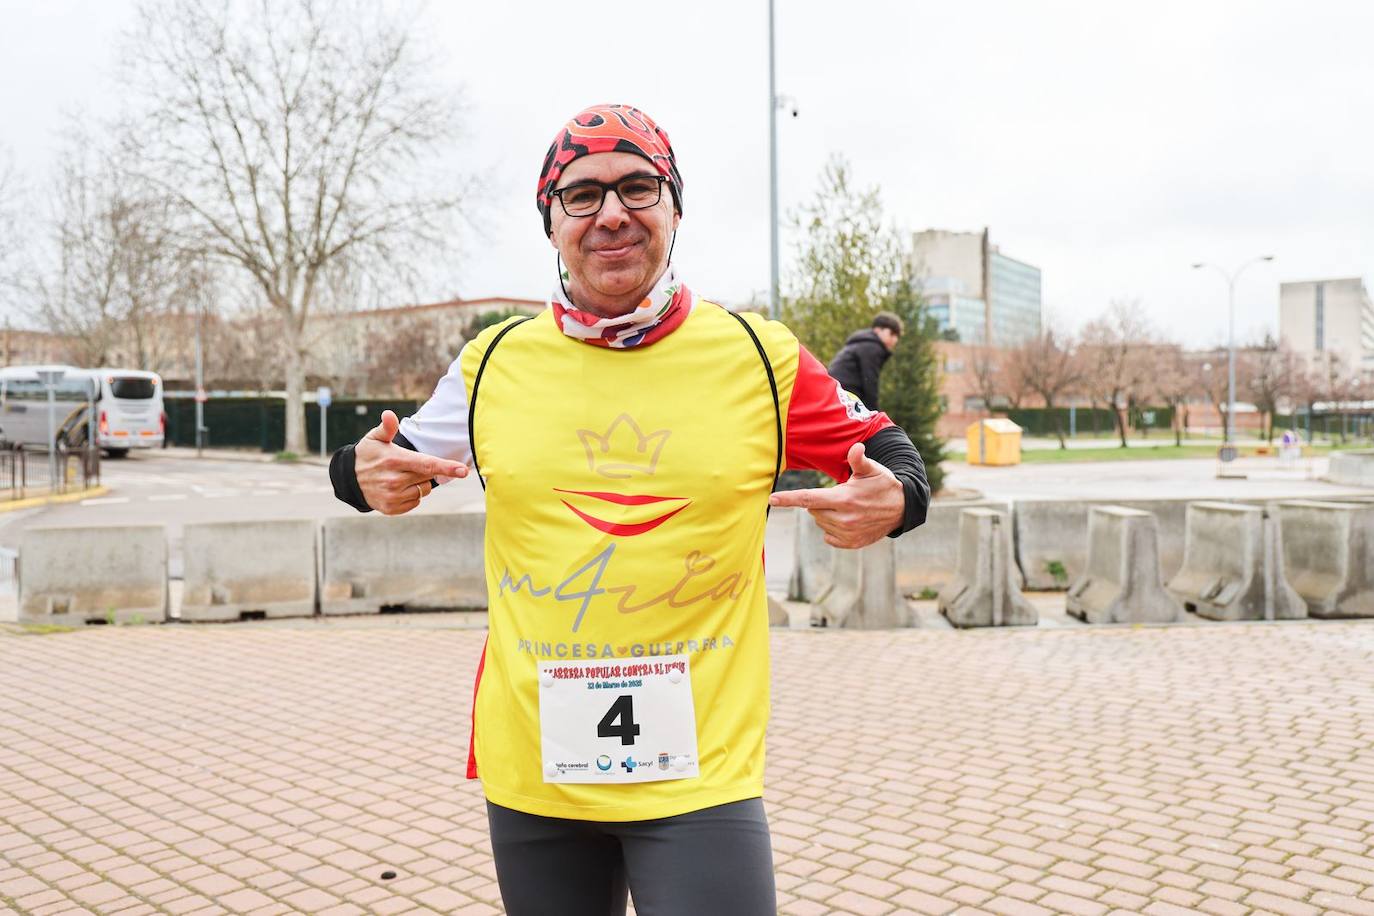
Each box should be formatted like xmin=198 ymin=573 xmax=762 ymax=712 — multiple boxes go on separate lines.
xmin=826 ymin=312 xmax=903 ymax=412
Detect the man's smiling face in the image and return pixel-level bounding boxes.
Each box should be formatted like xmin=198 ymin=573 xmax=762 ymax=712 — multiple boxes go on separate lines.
xmin=548 ymin=151 xmax=679 ymax=319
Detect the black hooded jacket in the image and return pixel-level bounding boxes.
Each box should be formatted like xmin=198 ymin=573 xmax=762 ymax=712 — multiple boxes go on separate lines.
xmin=826 ymin=329 xmax=891 ymax=412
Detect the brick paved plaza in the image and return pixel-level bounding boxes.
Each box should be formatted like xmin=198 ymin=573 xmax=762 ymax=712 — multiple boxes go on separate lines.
xmin=3 ymin=619 xmax=1374 ymax=916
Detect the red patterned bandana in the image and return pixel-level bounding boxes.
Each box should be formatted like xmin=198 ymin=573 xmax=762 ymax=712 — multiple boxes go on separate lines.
xmin=550 ymin=267 xmax=692 ymax=349
xmin=537 ymin=104 xmax=684 ymax=236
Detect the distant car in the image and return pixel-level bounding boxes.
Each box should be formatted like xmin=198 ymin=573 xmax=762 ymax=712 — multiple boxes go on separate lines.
xmin=0 ymin=366 xmax=165 ymax=457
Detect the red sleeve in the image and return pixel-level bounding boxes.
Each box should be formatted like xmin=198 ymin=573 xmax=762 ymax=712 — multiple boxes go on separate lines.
xmin=785 ymin=343 xmax=893 ymax=482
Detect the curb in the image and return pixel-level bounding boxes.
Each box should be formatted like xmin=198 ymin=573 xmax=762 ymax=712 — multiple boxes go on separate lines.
xmin=0 ymin=485 xmax=111 ymax=514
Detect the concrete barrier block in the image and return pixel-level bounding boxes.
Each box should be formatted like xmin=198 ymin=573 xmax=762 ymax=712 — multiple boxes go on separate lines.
xmin=787 ymin=510 xmax=833 ymax=602
xmin=1015 ymin=498 xmax=1191 ymax=590
xmin=1279 ymin=500 xmax=1374 ymax=618
xmin=895 ymin=499 xmax=1012 ymax=595
xmin=812 ymin=538 xmax=911 ymax=629
xmin=1166 ymin=502 xmax=1305 ymax=621
xmin=19 ymin=525 xmax=167 ymax=625
xmin=1326 ymin=451 xmax=1374 ymax=487
xmin=182 ymin=520 xmax=317 ymax=621
xmin=1066 ymin=507 xmax=1185 ymax=624
xmin=939 ymin=509 xmax=1036 ymax=628
xmin=321 ymin=512 xmax=486 ymax=615
xmin=763 ymin=507 xmax=798 ymax=594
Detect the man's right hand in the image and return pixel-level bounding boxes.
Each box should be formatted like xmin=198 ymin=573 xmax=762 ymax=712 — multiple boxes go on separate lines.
xmin=355 ymin=410 xmax=469 ymax=516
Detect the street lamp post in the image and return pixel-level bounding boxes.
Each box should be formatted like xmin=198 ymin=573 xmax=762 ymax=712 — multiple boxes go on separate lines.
xmin=195 ymin=299 xmax=205 ymax=457
xmin=767 ymin=0 xmax=779 ymax=319
xmin=1191 ymin=255 xmax=1275 ymax=445
xmin=35 ymin=367 xmax=66 ymax=489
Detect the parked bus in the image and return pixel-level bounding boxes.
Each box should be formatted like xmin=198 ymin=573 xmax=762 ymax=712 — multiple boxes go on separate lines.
xmin=0 ymin=366 xmax=165 ymax=456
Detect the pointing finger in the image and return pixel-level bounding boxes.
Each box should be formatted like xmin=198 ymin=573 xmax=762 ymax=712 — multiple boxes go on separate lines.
xmin=404 ymin=455 xmax=468 ymax=481
xmin=768 ymin=487 xmax=844 ymax=510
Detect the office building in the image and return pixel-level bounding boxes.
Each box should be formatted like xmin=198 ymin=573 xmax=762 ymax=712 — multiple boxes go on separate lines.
xmin=911 ymin=228 xmax=1042 ymax=346
xmin=1279 ymin=277 xmax=1374 ymax=373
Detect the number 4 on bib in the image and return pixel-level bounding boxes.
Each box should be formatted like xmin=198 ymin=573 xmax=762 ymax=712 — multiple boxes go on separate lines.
xmin=597 ymin=695 xmax=641 ymax=746
xmin=538 ymin=655 xmax=700 ymax=783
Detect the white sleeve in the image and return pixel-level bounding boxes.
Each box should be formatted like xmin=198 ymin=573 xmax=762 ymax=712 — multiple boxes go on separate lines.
xmin=398 ymin=345 xmax=473 ymax=466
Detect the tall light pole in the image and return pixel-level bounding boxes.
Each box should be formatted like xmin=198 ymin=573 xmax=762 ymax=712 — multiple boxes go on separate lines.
xmin=35 ymin=367 xmax=65 ymax=489
xmin=1192 ymin=255 xmax=1275 ymax=445
xmin=195 ymin=298 xmax=205 ymax=457
xmin=767 ymin=0 xmax=779 ymax=319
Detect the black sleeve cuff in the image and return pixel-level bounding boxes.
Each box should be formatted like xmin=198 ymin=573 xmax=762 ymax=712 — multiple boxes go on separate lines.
xmin=329 ymin=444 xmax=371 ymax=513
xmin=328 ymin=431 xmax=423 ymax=514
xmin=861 ymin=424 xmax=931 ymax=537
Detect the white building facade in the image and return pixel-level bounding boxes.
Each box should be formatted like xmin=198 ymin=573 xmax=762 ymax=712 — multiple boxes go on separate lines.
xmin=910 ymin=228 xmax=1042 ymax=346
xmin=1279 ymin=277 xmax=1374 ymax=374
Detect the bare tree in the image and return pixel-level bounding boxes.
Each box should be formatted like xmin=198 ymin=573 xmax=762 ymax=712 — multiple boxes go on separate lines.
xmin=122 ymin=0 xmax=470 ymax=452
xmin=1152 ymin=344 xmax=1195 ymax=446
xmin=1286 ymin=361 xmax=1310 ymax=434
xmin=1191 ymin=347 xmax=1232 ymax=438
xmin=28 ymin=127 xmax=190 ymax=370
xmin=1314 ymin=352 xmax=1361 ymax=443
xmin=1079 ymin=301 xmax=1155 ymax=448
xmin=966 ymin=345 xmax=1005 ymax=414
xmin=1007 ymin=328 xmax=1079 ymax=448
xmin=116 ymin=194 xmax=199 ymax=371
xmin=1241 ymin=335 xmax=1298 ymax=442
xmin=31 ymin=142 xmax=125 ymax=366
xmin=212 ymin=308 xmax=288 ymax=391
xmin=363 ymin=315 xmax=451 ymax=399
xmin=0 ymin=149 xmax=24 ymax=308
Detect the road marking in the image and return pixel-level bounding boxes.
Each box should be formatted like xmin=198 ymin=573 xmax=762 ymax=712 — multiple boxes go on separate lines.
xmin=81 ymin=497 xmax=130 ymax=506
xmin=149 ymin=494 xmax=188 ymax=502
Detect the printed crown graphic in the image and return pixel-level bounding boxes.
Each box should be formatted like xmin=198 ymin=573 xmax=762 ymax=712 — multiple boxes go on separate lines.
xmin=577 ymin=413 xmax=671 ymax=479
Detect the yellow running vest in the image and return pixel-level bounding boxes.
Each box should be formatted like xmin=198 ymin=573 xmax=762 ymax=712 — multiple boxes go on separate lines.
xmin=461 ymin=302 xmax=799 ymax=821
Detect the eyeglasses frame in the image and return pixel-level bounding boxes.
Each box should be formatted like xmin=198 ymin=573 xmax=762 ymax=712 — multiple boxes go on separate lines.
xmin=549 ymin=173 xmax=670 ymax=219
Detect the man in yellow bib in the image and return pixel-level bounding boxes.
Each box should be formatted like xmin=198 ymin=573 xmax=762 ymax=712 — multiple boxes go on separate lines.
xmin=331 ymin=104 xmax=930 ymax=916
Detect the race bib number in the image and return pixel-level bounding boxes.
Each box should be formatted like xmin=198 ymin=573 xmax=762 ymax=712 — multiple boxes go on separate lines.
xmin=538 ymin=654 xmax=700 ymax=784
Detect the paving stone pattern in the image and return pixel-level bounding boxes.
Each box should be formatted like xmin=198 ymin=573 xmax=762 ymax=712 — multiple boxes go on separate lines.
xmin=2 ymin=621 xmax=1374 ymax=915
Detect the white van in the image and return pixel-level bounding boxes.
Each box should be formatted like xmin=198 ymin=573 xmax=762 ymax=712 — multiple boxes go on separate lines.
xmin=0 ymin=366 xmax=165 ymax=456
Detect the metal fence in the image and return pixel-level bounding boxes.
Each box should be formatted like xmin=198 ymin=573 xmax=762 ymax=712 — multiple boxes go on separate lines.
xmin=0 ymin=444 xmax=101 ymax=501
xmin=164 ymin=397 xmax=422 ymax=453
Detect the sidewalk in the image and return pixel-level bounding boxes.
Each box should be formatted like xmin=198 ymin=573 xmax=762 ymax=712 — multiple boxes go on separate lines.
xmin=947 ymin=435 xmax=1326 ymax=454
xmin=158 ymin=446 xmax=331 ymax=467
xmin=2 ymin=619 xmax=1373 ymax=915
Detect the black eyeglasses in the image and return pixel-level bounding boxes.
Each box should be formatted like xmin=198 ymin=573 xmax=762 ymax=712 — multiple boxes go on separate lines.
xmin=550 ymin=174 xmax=668 ymax=218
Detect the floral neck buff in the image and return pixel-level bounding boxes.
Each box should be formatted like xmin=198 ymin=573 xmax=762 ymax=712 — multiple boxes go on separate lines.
xmin=550 ymin=266 xmax=692 ymax=349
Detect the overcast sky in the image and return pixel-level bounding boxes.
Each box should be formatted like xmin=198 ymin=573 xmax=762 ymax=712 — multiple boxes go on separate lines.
xmin=3 ymin=0 xmax=1372 ymax=347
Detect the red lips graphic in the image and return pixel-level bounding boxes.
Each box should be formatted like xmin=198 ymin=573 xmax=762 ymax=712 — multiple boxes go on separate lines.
xmin=554 ymin=488 xmax=689 ymax=537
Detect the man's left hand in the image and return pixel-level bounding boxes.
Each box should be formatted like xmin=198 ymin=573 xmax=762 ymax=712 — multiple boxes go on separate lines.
xmin=767 ymin=443 xmax=905 ymax=549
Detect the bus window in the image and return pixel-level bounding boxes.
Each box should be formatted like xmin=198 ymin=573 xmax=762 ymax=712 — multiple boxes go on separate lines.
xmin=110 ymin=377 xmax=156 ymax=399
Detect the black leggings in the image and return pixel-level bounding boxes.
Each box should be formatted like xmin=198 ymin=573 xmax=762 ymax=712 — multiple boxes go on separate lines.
xmin=487 ymin=797 xmax=777 ymax=916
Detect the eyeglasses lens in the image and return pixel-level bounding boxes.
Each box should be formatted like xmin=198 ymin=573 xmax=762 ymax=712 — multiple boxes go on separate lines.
xmin=561 ymin=186 xmax=604 ymax=216
xmin=559 ymin=177 xmax=662 ymax=217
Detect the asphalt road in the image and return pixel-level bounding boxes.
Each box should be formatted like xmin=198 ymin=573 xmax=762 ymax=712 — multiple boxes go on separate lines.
xmin=0 ymin=449 xmax=486 ymax=578
xmin=942 ymin=454 xmax=1374 ymax=501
